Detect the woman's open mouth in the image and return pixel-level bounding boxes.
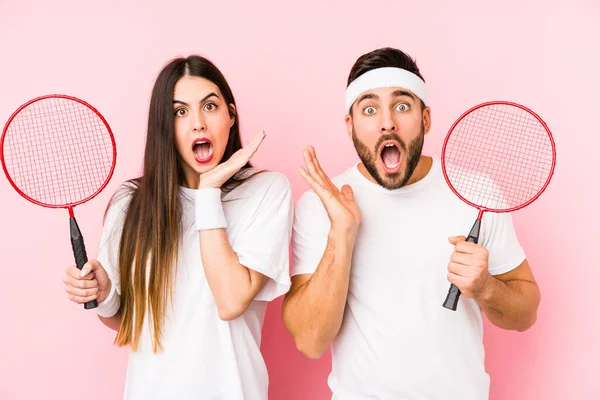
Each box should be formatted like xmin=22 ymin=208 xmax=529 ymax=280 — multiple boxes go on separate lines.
xmin=192 ymin=138 xmax=214 ymax=163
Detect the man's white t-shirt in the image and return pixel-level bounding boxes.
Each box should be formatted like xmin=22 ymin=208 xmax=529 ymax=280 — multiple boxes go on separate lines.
xmin=292 ymin=158 xmax=526 ymax=400
xmin=96 ymin=171 xmax=293 ymax=400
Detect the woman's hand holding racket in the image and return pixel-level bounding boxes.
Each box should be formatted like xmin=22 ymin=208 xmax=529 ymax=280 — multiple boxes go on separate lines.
xmin=198 ymin=127 xmax=266 ymax=190
xmin=63 ymin=259 xmax=112 ymax=306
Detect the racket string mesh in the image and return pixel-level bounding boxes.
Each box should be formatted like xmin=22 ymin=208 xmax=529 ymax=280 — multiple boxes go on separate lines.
xmin=444 ymin=104 xmax=554 ymax=210
xmin=2 ymin=97 xmax=114 ymax=206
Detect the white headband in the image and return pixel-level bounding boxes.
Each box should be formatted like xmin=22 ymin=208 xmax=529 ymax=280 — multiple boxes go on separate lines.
xmin=345 ymin=67 xmax=428 ymax=113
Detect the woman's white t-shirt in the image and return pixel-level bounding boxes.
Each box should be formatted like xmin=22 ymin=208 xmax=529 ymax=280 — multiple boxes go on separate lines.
xmin=96 ymin=171 xmax=293 ymax=400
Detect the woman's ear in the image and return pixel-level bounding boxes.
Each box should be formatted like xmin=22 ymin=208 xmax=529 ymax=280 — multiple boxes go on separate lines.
xmin=229 ymin=103 xmax=236 ymax=128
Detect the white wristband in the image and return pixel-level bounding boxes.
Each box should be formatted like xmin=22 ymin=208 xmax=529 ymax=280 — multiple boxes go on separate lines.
xmin=195 ymin=188 xmax=228 ymax=230
xmin=96 ymin=284 xmax=121 ymax=318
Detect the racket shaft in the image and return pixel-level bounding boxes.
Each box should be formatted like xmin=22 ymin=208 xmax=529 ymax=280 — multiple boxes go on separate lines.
xmin=70 ymin=217 xmax=98 ymax=309
xmin=443 ymin=219 xmax=481 ymax=310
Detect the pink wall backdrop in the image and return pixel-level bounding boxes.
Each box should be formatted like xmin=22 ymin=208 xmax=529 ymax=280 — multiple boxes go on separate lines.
xmin=1 ymin=0 xmax=598 ymax=399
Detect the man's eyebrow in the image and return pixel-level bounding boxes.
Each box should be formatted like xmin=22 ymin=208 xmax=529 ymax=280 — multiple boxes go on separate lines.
xmin=356 ymin=93 xmax=379 ymax=105
xmin=391 ymin=89 xmax=416 ymax=100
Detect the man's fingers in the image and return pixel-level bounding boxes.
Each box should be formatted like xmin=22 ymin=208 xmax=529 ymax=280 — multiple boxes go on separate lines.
xmin=448 ymin=235 xmax=467 ymax=245
xmin=305 ymin=146 xmax=339 ymax=194
xmin=341 ymin=184 xmax=354 ymax=200
xmin=303 ymin=149 xmax=327 ymax=188
xmin=447 ymin=271 xmax=467 ymax=286
xmin=310 ymin=147 xmax=338 ymax=192
xmin=298 ymin=167 xmax=334 ymax=204
xmin=307 ymin=147 xmax=325 ymax=178
xmin=450 ymin=252 xmax=472 ymax=266
xmin=447 ymin=261 xmax=466 ymax=276
xmin=298 ymin=166 xmax=325 ymax=194
xmin=450 ymin=240 xmax=480 ymax=255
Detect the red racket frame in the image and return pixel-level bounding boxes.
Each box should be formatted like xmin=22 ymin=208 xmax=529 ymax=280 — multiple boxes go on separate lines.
xmin=440 ymin=100 xmax=556 ymax=310
xmin=1 ymin=94 xmax=117 ymax=310
xmin=1 ymin=94 xmax=117 ymax=217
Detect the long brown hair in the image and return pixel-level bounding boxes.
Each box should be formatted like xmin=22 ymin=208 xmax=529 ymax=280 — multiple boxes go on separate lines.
xmin=112 ymin=56 xmax=252 ymax=352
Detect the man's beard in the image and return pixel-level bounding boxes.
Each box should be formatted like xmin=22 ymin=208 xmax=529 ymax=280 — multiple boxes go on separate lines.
xmin=351 ymin=123 xmax=424 ymax=190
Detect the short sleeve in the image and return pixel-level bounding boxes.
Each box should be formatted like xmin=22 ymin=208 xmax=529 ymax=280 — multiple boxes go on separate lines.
xmin=95 ymin=185 xmax=132 ymax=317
xmin=480 ymin=211 xmax=527 ymax=276
xmin=291 ymin=190 xmax=331 ymax=277
xmin=231 ymin=172 xmax=294 ymax=302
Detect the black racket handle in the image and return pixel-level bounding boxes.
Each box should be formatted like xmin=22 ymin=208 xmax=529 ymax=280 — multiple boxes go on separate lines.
xmin=443 ymin=219 xmax=481 ymax=311
xmin=70 ymin=217 xmax=98 ymax=309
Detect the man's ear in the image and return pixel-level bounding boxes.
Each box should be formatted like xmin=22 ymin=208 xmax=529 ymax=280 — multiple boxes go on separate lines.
xmin=423 ymin=105 xmax=431 ymax=135
xmin=345 ymin=112 xmax=353 ymax=139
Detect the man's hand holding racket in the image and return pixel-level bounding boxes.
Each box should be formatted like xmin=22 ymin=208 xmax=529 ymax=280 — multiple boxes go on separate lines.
xmin=446 ymin=236 xmax=494 ymax=300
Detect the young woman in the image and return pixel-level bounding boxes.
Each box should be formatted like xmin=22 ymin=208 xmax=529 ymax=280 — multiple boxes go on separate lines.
xmin=62 ymin=55 xmax=292 ymax=399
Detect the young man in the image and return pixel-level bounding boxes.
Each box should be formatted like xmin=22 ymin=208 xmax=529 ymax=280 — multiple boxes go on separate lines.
xmin=283 ymin=47 xmax=540 ymax=399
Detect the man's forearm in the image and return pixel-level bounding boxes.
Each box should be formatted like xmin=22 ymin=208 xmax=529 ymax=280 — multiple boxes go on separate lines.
xmin=476 ymin=275 xmax=540 ymax=331
xmin=283 ymin=227 xmax=356 ymax=359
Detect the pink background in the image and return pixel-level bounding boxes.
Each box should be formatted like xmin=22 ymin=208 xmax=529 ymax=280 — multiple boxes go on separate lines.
xmin=0 ymin=0 xmax=598 ymax=399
